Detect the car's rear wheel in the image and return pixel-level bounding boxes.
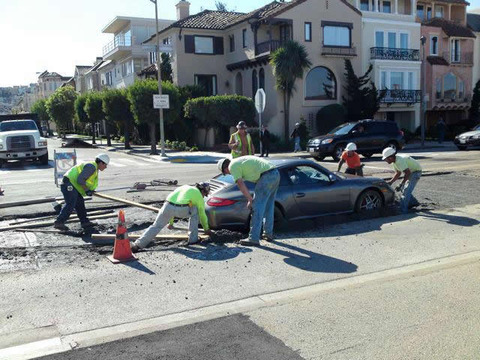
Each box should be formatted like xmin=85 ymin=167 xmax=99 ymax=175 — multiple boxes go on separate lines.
xmin=274 ymin=205 xmax=288 ymax=231
xmin=355 ymin=190 xmax=384 ymax=213
xmin=385 ymin=141 xmax=398 ymax=152
xmin=0 ymin=159 xmax=4 ymax=169
xmin=313 ymin=155 xmax=325 ymax=161
xmin=361 ymin=152 xmax=373 ymax=158
xmin=456 ymin=145 xmax=467 ymax=151
xmin=332 ymin=144 xmax=345 ymax=162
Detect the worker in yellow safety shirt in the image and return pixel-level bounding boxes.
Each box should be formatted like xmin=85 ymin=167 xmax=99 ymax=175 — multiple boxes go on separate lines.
xmin=228 ymin=121 xmax=255 ymax=158
xmin=131 ymin=182 xmax=213 ymax=252
xmin=54 ymin=154 xmax=110 ymax=231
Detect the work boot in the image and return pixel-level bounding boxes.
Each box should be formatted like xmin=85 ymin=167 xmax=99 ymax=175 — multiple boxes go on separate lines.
xmin=239 ymin=238 xmax=260 ymax=246
xmin=130 ymin=244 xmax=140 ymax=253
xmin=81 ymin=221 xmax=96 ymax=229
xmin=262 ymin=234 xmax=274 ymax=242
xmin=53 ymin=222 xmax=69 ymax=231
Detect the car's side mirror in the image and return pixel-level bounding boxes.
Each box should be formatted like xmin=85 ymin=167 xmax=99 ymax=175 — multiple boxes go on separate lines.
xmin=351 ymin=130 xmax=358 ymax=134
xmin=329 ymin=174 xmax=336 ymax=183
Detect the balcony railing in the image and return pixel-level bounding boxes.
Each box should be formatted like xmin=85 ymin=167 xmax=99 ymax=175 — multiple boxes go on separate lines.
xmin=380 ymin=89 xmax=422 ymax=104
xmin=442 ymin=51 xmax=473 ymax=65
xmin=322 ymin=46 xmax=357 ymax=56
xmin=370 ymin=47 xmax=420 ymax=61
xmin=255 ymin=40 xmax=285 ymax=55
xmin=103 ymin=36 xmax=132 ymax=56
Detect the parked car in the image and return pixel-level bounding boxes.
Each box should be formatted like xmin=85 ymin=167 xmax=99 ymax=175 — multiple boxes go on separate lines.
xmin=454 ymin=124 xmax=480 ymax=150
xmin=205 ymin=158 xmax=395 ymax=230
xmin=307 ymin=120 xmax=405 ymax=161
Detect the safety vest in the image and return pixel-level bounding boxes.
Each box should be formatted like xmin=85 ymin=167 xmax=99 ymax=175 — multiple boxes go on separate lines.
xmin=65 ymin=162 xmax=98 ymax=197
xmin=230 ymin=132 xmax=253 ymax=159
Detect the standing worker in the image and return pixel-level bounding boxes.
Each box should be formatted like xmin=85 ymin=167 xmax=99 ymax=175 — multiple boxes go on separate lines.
xmin=229 ymin=121 xmax=255 ymax=159
xmin=217 ymin=156 xmax=280 ymax=246
xmin=436 ymin=117 xmax=446 ymax=144
xmin=337 ymin=143 xmax=363 ymax=176
xmin=54 ymin=154 xmax=110 ymax=231
xmin=382 ymin=147 xmax=422 ymax=214
xmin=131 ymin=182 xmax=212 ymax=253
xmin=260 ymin=124 xmax=270 ymax=157
xmin=291 ymin=122 xmax=302 ymax=152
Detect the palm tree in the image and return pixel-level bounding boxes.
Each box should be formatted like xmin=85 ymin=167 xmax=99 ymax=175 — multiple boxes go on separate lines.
xmin=270 ymin=40 xmax=312 ymax=141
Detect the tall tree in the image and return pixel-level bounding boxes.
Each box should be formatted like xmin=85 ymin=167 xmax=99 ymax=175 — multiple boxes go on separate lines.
xmin=45 ymin=86 xmax=77 ymax=138
xmin=31 ymin=99 xmax=50 ymax=134
xmin=342 ymin=59 xmax=384 ymax=121
xmin=84 ymin=92 xmax=105 ymax=145
xmin=470 ymin=79 xmax=480 ymax=122
xmin=270 ymin=40 xmax=312 ymax=141
xmin=215 ymin=1 xmax=229 ymax=11
xmin=103 ymin=89 xmax=133 ymax=149
xmin=74 ymin=93 xmax=89 ymax=134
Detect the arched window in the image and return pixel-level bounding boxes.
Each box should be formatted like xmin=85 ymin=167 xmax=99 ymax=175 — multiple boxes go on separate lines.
xmin=305 ymin=66 xmax=336 ymax=100
xmin=259 ymin=68 xmax=265 ymax=90
xmin=235 ymin=72 xmax=243 ymax=95
xmin=443 ymin=73 xmax=456 ymax=100
xmin=252 ymin=70 xmax=258 ymax=97
xmin=435 ymin=78 xmax=442 ymax=99
xmin=458 ymin=80 xmax=464 ymax=99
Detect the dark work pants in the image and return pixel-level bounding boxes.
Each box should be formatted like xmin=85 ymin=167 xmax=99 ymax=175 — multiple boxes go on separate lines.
xmin=56 ymin=179 xmax=88 ymax=224
xmin=261 ymin=142 xmax=269 ymax=157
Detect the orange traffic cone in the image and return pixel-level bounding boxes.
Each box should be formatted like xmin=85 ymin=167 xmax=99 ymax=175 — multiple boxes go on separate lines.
xmin=107 ymin=210 xmax=137 ymax=264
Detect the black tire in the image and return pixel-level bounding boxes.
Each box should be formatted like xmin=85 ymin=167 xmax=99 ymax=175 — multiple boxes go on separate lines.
xmin=313 ymin=155 xmax=325 ymax=161
xmin=39 ymin=153 xmax=49 ymax=165
xmin=456 ymin=145 xmax=467 ymax=151
xmin=332 ymin=144 xmax=345 ymax=162
xmin=0 ymin=159 xmax=4 ymax=169
xmin=385 ymin=141 xmax=398 ymax=152
xmin=355 ymin=190 xmax=384 ymax=213
xmin=361 ymin=152 xmax=373 ymax=158
xmin=274 ymin=205 xmax=288 ymax=231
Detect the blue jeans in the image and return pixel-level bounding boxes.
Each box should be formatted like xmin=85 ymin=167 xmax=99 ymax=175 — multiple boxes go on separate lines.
xmin=294 ymin=137 xmax=301 ymax=152
xmin=249 ymin=169 xmax=280 ymax=241
xmin=56 ymin=178 xmax=88 ymax=224
xmin=400 ymin=171 xmax=421 ymax=214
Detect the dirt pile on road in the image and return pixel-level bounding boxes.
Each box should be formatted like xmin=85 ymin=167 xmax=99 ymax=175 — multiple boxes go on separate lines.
xmin=208 ymin=229 xmax=245 ymax=244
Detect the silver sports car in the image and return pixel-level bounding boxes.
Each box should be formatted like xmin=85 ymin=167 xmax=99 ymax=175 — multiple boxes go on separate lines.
xmin=205 ymin=158 xmax=395 ymax=229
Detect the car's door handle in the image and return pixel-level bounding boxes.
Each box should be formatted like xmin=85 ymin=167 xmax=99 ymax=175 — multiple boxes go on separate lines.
xmin=296 ymin=193 xmax=305 ymax=198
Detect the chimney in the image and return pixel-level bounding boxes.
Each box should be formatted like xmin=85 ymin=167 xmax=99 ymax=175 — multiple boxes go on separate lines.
xmin=94 ymin=57 xmax=103 ymax=65
xmin=176 ymin=0 xmax=190 ymax=21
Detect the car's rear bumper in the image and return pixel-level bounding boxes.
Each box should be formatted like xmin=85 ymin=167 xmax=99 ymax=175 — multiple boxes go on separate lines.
xmin=205 ymin=202 xmax=250 ymax=229
xmin=306 ymin=144 xmax=334 ymax=157
xmin=454 ymin=138 xmax=480 ymax=147
xmin=0 ymin=148 xmax=47 ymax=160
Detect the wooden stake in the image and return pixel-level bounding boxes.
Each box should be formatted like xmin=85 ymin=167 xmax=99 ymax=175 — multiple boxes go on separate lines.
xmin=93 ymin=192 xmax=161 ymax=212
xmin=90 ymin=233 xmax=209 ymax=241
xmin=9 ymin=210 xmax=113 ymax=226
xmin=0 ymin=196 xmax=91 ymax=209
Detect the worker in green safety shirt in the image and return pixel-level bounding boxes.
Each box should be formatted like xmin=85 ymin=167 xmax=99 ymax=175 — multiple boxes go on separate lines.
xmin=53 ymin=154 xmax=110 ymax=231
xmin=131 ymin=182 xmax=213 ymax=253
xmin=228 ymin=121 xmax=255 ymax=158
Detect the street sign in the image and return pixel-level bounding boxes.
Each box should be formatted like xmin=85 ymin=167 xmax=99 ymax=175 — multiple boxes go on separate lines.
xmin=153 ymin=94 xmax=170 ymax=109
xmin=255 ymin=88 xmax=266 ymax=114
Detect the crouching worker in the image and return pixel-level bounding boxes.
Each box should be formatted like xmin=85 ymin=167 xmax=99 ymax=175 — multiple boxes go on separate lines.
xmin=131 ymin=182 xmax=212 ymax=253
xmin=54 ymin=153 xmax=110 ymax=231
xmin=382 ymin=147 xmax=422 ymax=214
xmin=337 ymin=142 xmax=363 ymax=176
xmin=218 ymin=156 xmax=280 ymax=246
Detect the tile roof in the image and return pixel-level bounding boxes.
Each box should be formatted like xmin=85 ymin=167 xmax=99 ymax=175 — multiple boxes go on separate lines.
xmin=423 ymin=18 xmax=475 ymax=38
xmin=138 ymin=63 xmax=157 ymax=76
xmin=427 ymin=56 xmax=449 ymax=65
xmin=467 ymin=13 xmax=480 ymax=32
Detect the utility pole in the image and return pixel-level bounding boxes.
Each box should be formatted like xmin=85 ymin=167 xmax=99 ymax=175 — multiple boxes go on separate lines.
xmin=421 ymin=35 xmax=426 ymax=148
xmin=151 ymin=0 xmax=166 ymax=156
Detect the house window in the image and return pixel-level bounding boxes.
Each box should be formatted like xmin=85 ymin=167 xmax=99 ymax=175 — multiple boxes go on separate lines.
xmin=323 ymin=26 xmax=350 ymax=47
xmin=235 ymin=72 xmax=243 ymax=95
xmin=427 ymin=6 xmax=432 ymax=20
xmin=451 ymin=39 xmax=460 ymax=62
xmin=149 ymin=51 xmax=157 ymax=64
xmin=400 ymin=33 xmax=409 ymax=49
xmin=375 ymin=31 xmax=384 ymax=47
xmin=195 ymin=74 xmax=217 ymax=96
xmin=417 ymin=4 xmax=424 ymax=20
xmin=388 ymin=32 xmax=396 ymax=48
xmin=305 ymin=22 xmax=312 ymax=42
xmin=106 ymin=71 xmax=113 ymax=86
xmin=252 ymin=70 xmax=258 ymax=97
xmin=381 ymin=71 xmax=387 ymax=89
xmin=280 ymin=25 xmax=291 ymax=42
xmin=444 ymin=73 xmax=456 ymax=99
xmin=229 ymin=35 xmax=235 ymax=52
xmin=408 ymin=72 xmax=414 ymax=89
xmin=382 ymin=1 xmax=391 ymax=13
xmin=242 ymin=29 xmax=247 ymax=48
xmin=259 ymin=68 xmax=265 ymax=90
xmin=436 ymin=78 xmax=442 ymax=99
xmin=391 ymin=72 xmax=404 ymax=89
xmin=305 ymin=66 xmax=336 ymax=100
xmin=163 ymin=37 xmax=171 ymax=45
xmin=459 ymin=80 xmax=464 ymax=99
xmin=360 ymin=0 xmax=369 ymax=11
xmin=431 ymin=36 xmax=438 ymax=55
xmin=194 ymin=36 xmax=214 ymax=54
xmin=435 ymin=6 xmax=444 ymax=18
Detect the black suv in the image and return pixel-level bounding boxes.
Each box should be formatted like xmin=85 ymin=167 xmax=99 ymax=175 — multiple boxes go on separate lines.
xmin=307 ymin=120 xmax=405 ymax=161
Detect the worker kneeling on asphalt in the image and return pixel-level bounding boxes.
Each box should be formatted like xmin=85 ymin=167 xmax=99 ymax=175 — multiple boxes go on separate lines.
xmin=218 ymin=156 xmax=280 ymax=246
xmin=337 ymin=142 xmax=363 ymax=176
xmin=54 ymin=153 xmax=110 ymax=231
xmin=382 ymin=147 xmax=422 ymax=214
xmin=131 ymin=182 xmax=212 ymax=253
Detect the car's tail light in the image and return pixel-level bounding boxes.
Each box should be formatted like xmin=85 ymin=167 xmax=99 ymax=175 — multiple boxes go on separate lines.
xmin=207 ymin=197 xmax=237 ymax=207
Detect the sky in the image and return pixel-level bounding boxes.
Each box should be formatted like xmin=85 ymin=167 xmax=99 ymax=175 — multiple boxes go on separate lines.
xmin=1 ymin=0 xmax=480 ymax=88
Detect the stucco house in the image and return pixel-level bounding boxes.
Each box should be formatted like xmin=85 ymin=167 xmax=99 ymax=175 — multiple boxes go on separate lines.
xmin=467 ymin=11 xmax=480 ymax=89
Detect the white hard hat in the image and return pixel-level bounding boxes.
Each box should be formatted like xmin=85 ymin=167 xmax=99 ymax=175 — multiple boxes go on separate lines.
xmin=345 ymin=142 xmax=357 ymax=151
xmin=96 ymin=153 xmax=110 ymax=165
xmin=295 ymin=122 xmax=300 ymax=126
xmin=382 ymin=147 xmax=396 ymax=160
xmin=217 ymin=158 xmax=229 ymax=174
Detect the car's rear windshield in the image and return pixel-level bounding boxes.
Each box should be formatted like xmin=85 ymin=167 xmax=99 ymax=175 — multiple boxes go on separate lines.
xmin=0 ymin=120 xmax=38 ymax=132
xmin=214 ymin=174 xmax=235 ymax=184
xmin=328 ymin=123 xmax=355 ymax=135
xmin=474 ymin=124 xmax=480 ymax=131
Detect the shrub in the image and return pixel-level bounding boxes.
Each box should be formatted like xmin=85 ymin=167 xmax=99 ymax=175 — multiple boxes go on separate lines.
xmin=316 ymin=104 xmax=346 ymax=135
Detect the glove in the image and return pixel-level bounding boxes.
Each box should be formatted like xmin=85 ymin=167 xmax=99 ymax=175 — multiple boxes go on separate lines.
xmin=85 ymin=190 xmax=95 ymax=197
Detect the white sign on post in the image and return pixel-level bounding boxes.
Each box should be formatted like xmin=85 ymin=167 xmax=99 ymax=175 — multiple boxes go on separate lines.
xmin=153 ymin=94 xmax=170 ymax=109
xmin=255 ymin=88 xmax=266 ymax=114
